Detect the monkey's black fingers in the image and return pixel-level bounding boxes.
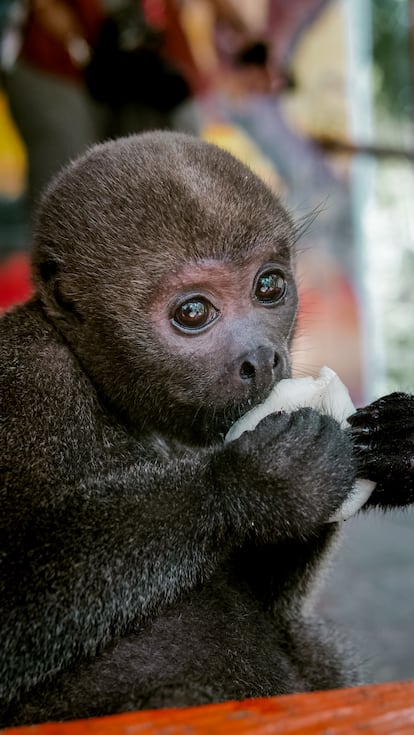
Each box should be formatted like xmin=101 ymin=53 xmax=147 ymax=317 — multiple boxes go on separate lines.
xmin=348 ymin=392 xmax=414 ymax=431
xmin=353 ymin=440 xmax=414 ymax=485
xmin=347 ymin=407 xmax=381 ymax=434
xmin=347 ymin=423 xmax=377 ymax=438
xmin=349 ymin=425 xmax=414 ymax=460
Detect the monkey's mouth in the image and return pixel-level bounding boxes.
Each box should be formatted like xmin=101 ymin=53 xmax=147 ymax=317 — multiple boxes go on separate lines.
xmin=194 ymin=390 xmax=274 ymax=444
xmin=171 ymin=376 xmax=284 ymax=445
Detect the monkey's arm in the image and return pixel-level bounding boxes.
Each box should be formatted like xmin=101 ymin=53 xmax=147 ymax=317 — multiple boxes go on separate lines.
xmin=0 ymin=407 xmax=354 ymax=706
xmin=348 ymin=392 xmax=414 ymax=508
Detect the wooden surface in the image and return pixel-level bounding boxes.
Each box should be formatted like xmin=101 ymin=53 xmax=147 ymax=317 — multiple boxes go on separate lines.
xmin=3 ymin=680 xmax=414 ymax=735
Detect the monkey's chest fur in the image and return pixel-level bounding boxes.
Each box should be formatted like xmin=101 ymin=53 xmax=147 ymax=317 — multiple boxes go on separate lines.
xmin=5 ymin=543 xmax=355 ymax=726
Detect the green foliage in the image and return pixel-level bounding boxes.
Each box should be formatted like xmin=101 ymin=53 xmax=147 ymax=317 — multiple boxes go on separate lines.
xmin=371 ymin=0 xmax=413 ymax=118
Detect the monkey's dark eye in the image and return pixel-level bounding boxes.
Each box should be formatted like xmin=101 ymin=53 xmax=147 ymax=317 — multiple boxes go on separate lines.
xmin=173 ymin=297 xmax=219 ymax=332
xmin=254 ymin=270 xmax=287 ymax=305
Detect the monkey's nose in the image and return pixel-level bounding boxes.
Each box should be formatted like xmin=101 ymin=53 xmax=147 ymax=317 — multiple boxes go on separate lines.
xmin=239 ymin=346 xmax=279 ymax=388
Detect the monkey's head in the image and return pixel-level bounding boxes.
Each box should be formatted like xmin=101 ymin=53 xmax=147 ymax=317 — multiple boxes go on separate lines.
xmin=32 ymin=132 xmax=298 ymax=443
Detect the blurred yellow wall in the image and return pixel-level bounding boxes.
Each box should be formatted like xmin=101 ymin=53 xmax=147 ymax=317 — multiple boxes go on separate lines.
xmin=0 ymin=90 xmax=26 ymax=198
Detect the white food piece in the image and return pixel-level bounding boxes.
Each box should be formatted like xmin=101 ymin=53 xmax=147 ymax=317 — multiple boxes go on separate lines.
xmin=225 ymin=366 xmax=375 ymax=522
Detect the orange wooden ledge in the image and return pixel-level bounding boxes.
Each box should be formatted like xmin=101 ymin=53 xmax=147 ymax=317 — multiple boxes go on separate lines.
xmin=3 ymin=680 xmax=414 ymax=735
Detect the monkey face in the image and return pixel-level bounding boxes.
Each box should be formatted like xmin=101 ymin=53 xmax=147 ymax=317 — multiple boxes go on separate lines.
xmin=32 ymin=132 xmax=298 ymax=442
xmin=145 ymin=253 xmax=298 ymax=438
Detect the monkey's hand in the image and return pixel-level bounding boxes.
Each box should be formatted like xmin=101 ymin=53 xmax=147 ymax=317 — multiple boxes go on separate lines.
xmin=348 ymin=392 xmax=414 ymax=508
xmin=226 ymin=367 xmax=375 ymax=521
xmin=214 ymin=407 xmax=356 ymax=542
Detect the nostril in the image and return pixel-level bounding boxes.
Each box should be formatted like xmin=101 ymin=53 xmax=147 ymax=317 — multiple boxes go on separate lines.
xmin=273 ymin=352 xmax=280 ymax=369
xmin=240 ymin=361 xmax=256 ymax=381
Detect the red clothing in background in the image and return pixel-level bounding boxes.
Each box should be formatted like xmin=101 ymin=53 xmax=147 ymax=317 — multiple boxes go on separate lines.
xmin=21 ymin=0 xmax=104 ymax=81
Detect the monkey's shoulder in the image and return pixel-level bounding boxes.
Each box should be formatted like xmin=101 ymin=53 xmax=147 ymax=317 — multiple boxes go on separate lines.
xmin=0 ymin=301 xmax=107 ymax=479
xmin=1 ymin=299 xmax=69 ymax=365
xmin=1 ymin=300 xmax=91 ymax=410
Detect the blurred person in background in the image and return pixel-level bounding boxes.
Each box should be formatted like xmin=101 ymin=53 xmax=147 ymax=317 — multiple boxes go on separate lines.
xmin=0 ymin=0 xmax=199 ymax=215
xmin=180 ymin=0 xmax=295 ymax=102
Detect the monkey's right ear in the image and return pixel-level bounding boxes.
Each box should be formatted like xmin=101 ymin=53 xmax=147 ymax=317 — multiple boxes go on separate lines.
xmin=37 ymin=258 xmax=59 ymax=283
xmin=36 ymin=257 xmax=83 ymax=321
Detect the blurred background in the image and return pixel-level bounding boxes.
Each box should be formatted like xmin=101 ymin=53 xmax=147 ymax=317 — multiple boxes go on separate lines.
xmin=1 ymin=0 xmax=414 ymax=688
